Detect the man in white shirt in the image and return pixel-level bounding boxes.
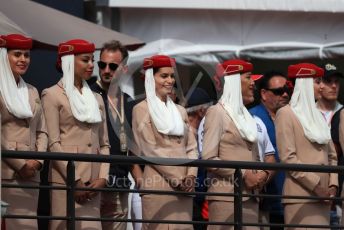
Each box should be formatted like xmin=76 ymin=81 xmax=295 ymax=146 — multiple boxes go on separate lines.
xmin=316 ymin=63 xmax=343 ymax=126
xmin=316 ymin=63 xmax=343 ymax=227
xmin=253 ymin=115 xmax=276 ymax=229
xmin=254 ymin=116 xmax=275 ymax=163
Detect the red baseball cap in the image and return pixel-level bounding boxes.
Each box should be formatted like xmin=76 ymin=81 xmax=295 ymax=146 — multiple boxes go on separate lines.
xmin=251 ymin=74 xmax=263 ymax=81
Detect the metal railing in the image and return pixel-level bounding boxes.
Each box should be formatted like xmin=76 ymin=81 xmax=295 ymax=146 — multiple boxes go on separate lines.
xmin=2 ymin=150 xmax=344 ymax=229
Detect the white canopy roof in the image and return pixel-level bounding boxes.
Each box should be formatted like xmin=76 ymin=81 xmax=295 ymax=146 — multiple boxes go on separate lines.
xmin=0 ymin=0 xmax=144 ymax=49
xmin=118 ymin=7 xmax=344 ymax=62
xmin=109 ymin=0 xmax=344 ymax=13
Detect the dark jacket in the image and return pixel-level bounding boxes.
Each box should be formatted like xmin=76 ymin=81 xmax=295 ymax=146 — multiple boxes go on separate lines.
xmin=90 ymin=82 xmax=137 ymax=188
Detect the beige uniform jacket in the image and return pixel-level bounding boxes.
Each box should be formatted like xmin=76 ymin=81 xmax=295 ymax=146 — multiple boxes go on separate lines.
xmin=275 ymin=105 xmax=338 ymax=204
xmin=340 ymin=110 xmax=344 ymax=156
xmin=1 ymin=83 xmax=48 ymax=181
xmin=41 ymin=80 xmax=110 ymax=184
xmin=132 ymin=100 xmax=198 ymax=192
xmin=202 ymin=103 xmax=259 ymax=202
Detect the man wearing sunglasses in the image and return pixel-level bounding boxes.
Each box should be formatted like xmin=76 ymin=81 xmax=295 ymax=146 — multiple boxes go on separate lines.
xmin=249 ymin=71 xmax=291 ymax=229
xmin=90 ymin=40 xmax=136 ymax=230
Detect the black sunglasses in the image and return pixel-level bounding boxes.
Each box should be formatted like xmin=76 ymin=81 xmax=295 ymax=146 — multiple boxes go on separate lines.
xmin=266 ymin=85 xmax=290 ymax=96
xmin=97 ymin=61 xmax=119 ymax=71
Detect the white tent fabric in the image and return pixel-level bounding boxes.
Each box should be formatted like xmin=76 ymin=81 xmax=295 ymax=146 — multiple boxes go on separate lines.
xmin=0 ymin=0 xmax=144 ymax=49
xmin=0 ymin=12 xmax=27 ymax=35
xmin=109 ymin=0 xmax=344 ymax=13
xmin=120 ymin=8 xmax=344 ymax=61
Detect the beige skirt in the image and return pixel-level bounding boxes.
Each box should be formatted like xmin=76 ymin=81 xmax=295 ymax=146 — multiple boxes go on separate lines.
xmin=208 ymin=199 xmax=259 ymax=230
xmin=142 ymin=194 xmax=193 ymax=230
xmin=1 ymin=178 xmax=40 ymax=230
xmin=284 ymin=202 xmax=330 ymax=230
xmin=50 ymin=183 xmax=102 ymax=230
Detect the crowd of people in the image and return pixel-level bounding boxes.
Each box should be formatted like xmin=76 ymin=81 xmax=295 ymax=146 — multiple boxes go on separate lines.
xmin=1 ymin=33 xmax=343 ymax=230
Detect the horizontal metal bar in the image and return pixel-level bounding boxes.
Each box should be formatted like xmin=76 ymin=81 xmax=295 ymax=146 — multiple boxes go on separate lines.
xmin=4 ymin=215 xmax=343 ymax=229
xmin=4 ymin=215 xmax=69 ymax=221
xmin=3 ymin=183 xmax=343 ymax=201
xmin=244 ymin=193 xmax=344 ymax=201
xmin=3 ymin=150 xmax=343 ymax=229
xmin=1 ymin=184 xmax=67 ymax=190
xmin=2 ymin=150 xmax=344 ymax=173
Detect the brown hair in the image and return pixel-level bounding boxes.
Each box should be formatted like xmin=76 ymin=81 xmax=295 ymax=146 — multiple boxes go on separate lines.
xmin=100 ymin=40 xmax=128 ymax=64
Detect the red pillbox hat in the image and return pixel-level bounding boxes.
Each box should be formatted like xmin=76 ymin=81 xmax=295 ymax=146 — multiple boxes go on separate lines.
xmin=288 ymin=63 xmax=324 ymax=78
xmin=58 ymin=39 xmax=95 ymax=57
xmin=143 ymin=55 xmax=176 ymax=70
xmin=56 ymin=39 xmax=95 ymax=71
xmin=216 ymin=59 xmax=253 ymax=77
xmin=0 ymin=34 xmax=33 ymax=49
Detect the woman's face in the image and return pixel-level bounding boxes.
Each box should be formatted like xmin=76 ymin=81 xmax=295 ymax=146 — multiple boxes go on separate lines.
xmin=7 ymin=49 xmax=30 ymax=78
xmin=74 ymin=53 xmax=94 ymax=80
xmin=154 ymin=67 xmax=175 ymax=101
xmin=241 ymin=72 xmax=255 ymax=105
xmin=313 ymin=77 xmax=322 ymax=101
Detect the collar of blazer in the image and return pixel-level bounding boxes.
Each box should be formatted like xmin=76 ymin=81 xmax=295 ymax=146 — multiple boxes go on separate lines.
xmin=28 ymin=88 xmax=37 ymax=117
xmin=57 ymin=80 xmax=67 ymax=95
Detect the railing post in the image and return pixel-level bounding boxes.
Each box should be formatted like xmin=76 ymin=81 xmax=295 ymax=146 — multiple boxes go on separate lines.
xmin=67 ymin=160 xmax=75 ymax=230
xmin=234 ymin=169 xmax=243 ymax=230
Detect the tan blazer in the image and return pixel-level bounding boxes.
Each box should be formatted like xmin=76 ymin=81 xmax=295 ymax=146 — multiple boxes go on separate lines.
xmin=41 ymin=80 xmax=110 ymax=184
xmin=340 ymin=109 xmax=344 ymax=156
xmin=132 ymin=100 xmax=198 ymax=192
xmin=202 ymin=103 xmax=259 ymax=202
xmin=275 ymin=105 xmax=338 ymax=204
xmin=1 ymin=83 xmax=48 ymax=181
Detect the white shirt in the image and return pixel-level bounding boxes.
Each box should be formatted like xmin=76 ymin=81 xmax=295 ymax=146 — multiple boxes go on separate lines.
xmin=316 ymin=101 xmax=343 ymax=126
xmin=254 ymin=116 xmax=275 ymax=162
xmin=197 ymin=117 xmax=206 ymax=155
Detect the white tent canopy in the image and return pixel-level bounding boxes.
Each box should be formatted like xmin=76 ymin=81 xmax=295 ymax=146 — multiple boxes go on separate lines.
xmin=0 ymin=12 xmax=27 ymax=35
xmin=109 ymin=0 xmax=344 ymax=12
xmin=118 ymin=7 xmax=344 ymax=62
xmin=0 ymin=0 xmax=144 ymax=49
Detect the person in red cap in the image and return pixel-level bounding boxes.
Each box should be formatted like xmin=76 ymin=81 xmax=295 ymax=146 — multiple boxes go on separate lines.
xmin=275 ymin=63 xmax=338 ymax=229
xmin=0 ymin=34 xmax=48 ymax=230
xmin=41 ymin=39 xmax=110 ymax=230
xmin=131 ymin=55 xmax=198 ymax=229
xmin=202 ymin=59 xmax=268 ymax=230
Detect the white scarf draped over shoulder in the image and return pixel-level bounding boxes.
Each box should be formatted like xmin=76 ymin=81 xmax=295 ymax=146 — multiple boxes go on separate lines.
xmin=61 ymin=55 xmax=101 ymax=123
xmin=219 ymin=74 xmax=257 ymax=142
xmin=0 ymin=47 xmax=33 ymax=118
xmin=290 ymin=78 xmax=331 ymax=144
xmin=145 ymin=68 xmax=184 ymax=136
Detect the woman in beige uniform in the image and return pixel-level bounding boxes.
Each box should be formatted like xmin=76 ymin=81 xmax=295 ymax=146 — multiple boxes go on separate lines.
xmin=275 ymin=63 xmax=338 ymax=229
xmin=202 ymin=59 xmax=268 ymax=230
xmin=41 ymin=39 xmax=110 ymax=230
xmin=0 ymin=34 xmax=48 ymax=229
xmin=132 ymin=55 xmax=198 ymax=230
